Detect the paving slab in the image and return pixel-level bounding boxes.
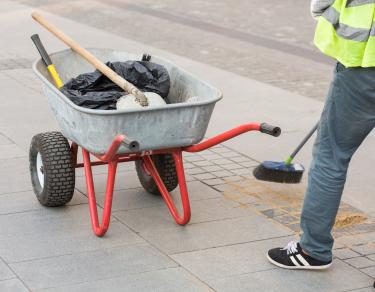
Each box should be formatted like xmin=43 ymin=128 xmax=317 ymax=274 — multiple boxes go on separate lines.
xmin=334 ymin=248 xmax=361 ymax=260
xmin=0 ymin=122 xmax=58 ymax=155
xmin=351 ymin=244 xmax=375 ymax=256
xmin=0 ymin=259 xmax=15 ymax=281
xmin=203 ymin=178 xmax=226 ymax=186
xmin=358 ymin=265 xmax=375 ymax=278
xmin=0 ymin=72 xmax=57 ymax=151
xmin=186 ymin=167 xmax=206 ymax=175
xmin=172 ymin=235 xmax=296 ymax=281
xmin=212 ymin=170 xmax=234 ymax=180
xmin=0 ymin=279 xmax=29 ymax=292
xmin=82 ymin=181 xmax=221 ymax=212
xmin=0 ymin=72 xmax=40 ymax=114
xmin=345 ymin=257 xmax=375 ymax=269
xmin=2 ymin=68 xmax=41 ymax=93
xmin=98 ymin=188 xmax=164 ymax=212
xmin=10 ymin=243 xmax=177 ymax=290
xmin=207 ymin=260 xmax=372 ymax=292
xmin=93 ymin=180 xmax=222 ymax=213
xmin=336 ymin=232 xmax=375 ymax=247
xmin=0 ymin=157 xmax=31 ymax=195
xmin=0 ymin=144 xmax=26 ymax=160
xmin=140 ymin=214 xmax=293 ymax=255
xmin=194 ymin=173 xmax=216 ymax=180
xmin=40 ymin=267 xmax=212 ymax=292
xmin=114 ymin=197 xmax=256 ymax=233
xmin=0 ymin=190 xmax=86 ymax=215
xmin=0 ymin=205 xmax=142 ymax=263
xmin=0 ymin=133 xmax=12 ymax=145
xmin=366 ymin=252 xmax=375 ymax=260
xmin=75 ymin=171 xmax=142 ymax=194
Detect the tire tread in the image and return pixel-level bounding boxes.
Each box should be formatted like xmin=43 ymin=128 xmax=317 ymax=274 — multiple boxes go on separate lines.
xmin=29 ymin=132 xmax=75 ymax=207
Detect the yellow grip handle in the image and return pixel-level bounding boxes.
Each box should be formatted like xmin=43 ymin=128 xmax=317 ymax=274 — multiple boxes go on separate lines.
xmin=47 ymin=64 xmax=64 ymax=89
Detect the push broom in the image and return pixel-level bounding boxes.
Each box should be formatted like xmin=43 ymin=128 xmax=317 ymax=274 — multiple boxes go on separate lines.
xmin=253 ymin=122 xmax=319 ymax=184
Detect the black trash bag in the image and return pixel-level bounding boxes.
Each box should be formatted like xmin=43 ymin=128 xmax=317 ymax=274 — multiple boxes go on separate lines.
xmin=61 ymin=61 xmax=170 ymax=110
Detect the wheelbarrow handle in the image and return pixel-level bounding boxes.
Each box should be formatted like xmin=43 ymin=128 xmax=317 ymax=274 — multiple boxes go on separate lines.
xmin=260 ymin=123 xmax=281 ymax=137
xmin=184 ymin=122 xmax=281 ymax=153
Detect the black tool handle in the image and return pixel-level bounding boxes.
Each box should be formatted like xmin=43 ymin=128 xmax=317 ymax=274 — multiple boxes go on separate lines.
xmin=31 ymin=34 xmax=52 ymax=66
xmin=122 ymin=136 xmax=140 ymax=152
xmin=290 ymin=122 xmax=319 ymax=159
xmin=142 ymin=53 xmax=151 ymax=61
xmin=260 ymin=123 xmax=281 ymax=137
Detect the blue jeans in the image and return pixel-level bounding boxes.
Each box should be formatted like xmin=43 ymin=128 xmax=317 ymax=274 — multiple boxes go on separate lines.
xmin=300 ymin=63 xmax=375 ymax=262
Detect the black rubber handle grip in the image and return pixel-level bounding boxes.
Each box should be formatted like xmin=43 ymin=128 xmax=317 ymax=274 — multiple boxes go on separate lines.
xmin=260 ymin=123 xmax=281 ymax=137
xmin=31 ymin=34 xmax=52 ymax=66
xmin=122 ymin=136 xmax=140 ymax=152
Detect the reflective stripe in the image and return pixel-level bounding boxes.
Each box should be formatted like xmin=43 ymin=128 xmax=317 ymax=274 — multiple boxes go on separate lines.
xmin=296 ymin=254 xmax=310 ymax=266
xmin=322 ymin=6 xmax=373 ymax=42
xmin=323 ymin=6 xmax=340 ymax=26
xmin=346 ymin=0 xmax=375 ymax=7
xmin=290 ymin=256 xmax=301 ymax=266
xmin=337 ymin=24 xmax=370 ymax=42
xmin=314 ymin=0 xmax=375 ymax=66
xmin=371 ymin=24 xmax=375 ymax=36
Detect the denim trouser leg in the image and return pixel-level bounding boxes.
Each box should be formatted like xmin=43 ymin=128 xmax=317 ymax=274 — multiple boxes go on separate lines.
xmin=300 ymin=64 xmax=375 ymax=262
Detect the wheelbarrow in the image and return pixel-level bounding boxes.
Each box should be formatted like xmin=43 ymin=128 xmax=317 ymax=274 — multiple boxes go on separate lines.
xmin=30 ymin=48 xmax=281 ymax=237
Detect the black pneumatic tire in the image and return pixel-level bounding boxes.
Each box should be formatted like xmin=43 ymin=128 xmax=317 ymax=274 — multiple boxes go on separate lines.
xmin=135 ymin=154 xmax=178 ymax=196
xmin=29 ymin=132 xmax=75 ymax=207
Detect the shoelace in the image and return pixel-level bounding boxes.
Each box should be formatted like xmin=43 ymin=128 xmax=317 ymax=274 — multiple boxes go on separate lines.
xmin=283 ymin=241 xmax=298 ymax=255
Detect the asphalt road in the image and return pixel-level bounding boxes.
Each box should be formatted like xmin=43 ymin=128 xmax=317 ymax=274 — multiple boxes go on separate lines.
xmin=15 ymin=0 xmax=334 ymax=100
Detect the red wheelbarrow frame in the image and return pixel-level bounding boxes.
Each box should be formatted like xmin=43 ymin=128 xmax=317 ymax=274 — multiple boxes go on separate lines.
xmin=71 ymin=122 xmax=280 ymax=237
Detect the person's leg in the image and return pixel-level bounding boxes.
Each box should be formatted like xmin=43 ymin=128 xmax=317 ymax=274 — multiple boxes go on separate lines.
xmin=300 ymin=64 xmax=375 ymax=262
xmin=267 ymin=64 xmax=375 ymax=270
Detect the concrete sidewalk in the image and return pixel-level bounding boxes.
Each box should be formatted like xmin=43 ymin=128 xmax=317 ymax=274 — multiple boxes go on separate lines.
xmin=0 ymin=1 xmax=374 ymax=291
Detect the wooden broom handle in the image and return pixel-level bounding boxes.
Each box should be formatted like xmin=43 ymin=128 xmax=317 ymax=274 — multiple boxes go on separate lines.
xmin=32 ymin=11 xmax=149 ymax=107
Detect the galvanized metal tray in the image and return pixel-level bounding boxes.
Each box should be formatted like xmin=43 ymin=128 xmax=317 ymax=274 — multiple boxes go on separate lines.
xmin=33 ymin=48 xmax=222 ymax=154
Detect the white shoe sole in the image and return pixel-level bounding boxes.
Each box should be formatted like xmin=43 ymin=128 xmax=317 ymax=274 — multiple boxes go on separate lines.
xmin=267 ymin=253 xmax=332 ymax=270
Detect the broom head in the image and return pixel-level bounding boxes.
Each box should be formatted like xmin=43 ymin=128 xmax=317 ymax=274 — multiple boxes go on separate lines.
xmin=253 ymin=161 xmax=304 ymax=184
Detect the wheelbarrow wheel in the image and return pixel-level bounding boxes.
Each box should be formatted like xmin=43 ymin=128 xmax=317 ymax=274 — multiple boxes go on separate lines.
xmin=29 ymin=132 xmax=75 ymax=207
xmin=135 ymin=154 xmax=178 ymax=196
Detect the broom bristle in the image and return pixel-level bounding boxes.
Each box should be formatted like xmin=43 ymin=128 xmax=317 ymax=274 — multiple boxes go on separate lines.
xmin=253 ymin=161 xmax=304 ymax=184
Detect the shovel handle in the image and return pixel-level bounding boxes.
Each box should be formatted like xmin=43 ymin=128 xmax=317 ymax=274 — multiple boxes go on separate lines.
xmin=31 ymin=34 xmax=64 ymax=89
xmin=31 ymin=34 xmax=53 ymax=66
xmin=31 ymin=11 xmax=148 ymax=107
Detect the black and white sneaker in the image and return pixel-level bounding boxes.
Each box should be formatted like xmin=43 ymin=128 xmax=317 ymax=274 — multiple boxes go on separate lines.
xmin=267 ymin=241 xmax=332 ymax=270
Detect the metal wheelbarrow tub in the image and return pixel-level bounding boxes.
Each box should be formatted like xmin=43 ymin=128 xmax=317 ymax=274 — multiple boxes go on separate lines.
xmin=32 ymin=48 xmax=222 ymax=154
xmin=30 ymin=49 xmax=281 ymax=237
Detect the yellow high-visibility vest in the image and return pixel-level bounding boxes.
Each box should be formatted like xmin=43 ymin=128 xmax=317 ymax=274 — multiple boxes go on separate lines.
xmin=314 ymin=0 xmax=375 ymax=67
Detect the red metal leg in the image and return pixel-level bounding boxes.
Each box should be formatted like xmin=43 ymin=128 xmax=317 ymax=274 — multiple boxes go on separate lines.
xmin=96 ymin=135 xmax=124 ymax=162
xmin=71 ymin=122 xmax=278 ymax=235
xmin=143 ymin=150 xmax=191 ymax=225
xmin=71 ymin=142 xmax=78 ymax=167
xmin=82 ymin=148 xmax=118 ymax=237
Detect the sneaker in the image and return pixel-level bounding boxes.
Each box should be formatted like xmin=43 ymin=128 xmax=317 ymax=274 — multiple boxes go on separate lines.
xmin=267 ymin=241 xmax=332 ymax=270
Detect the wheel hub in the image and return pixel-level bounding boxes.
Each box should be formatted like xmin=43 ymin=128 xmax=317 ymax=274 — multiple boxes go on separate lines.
xmin=36 ymin=152 xmax=45 ymax=187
